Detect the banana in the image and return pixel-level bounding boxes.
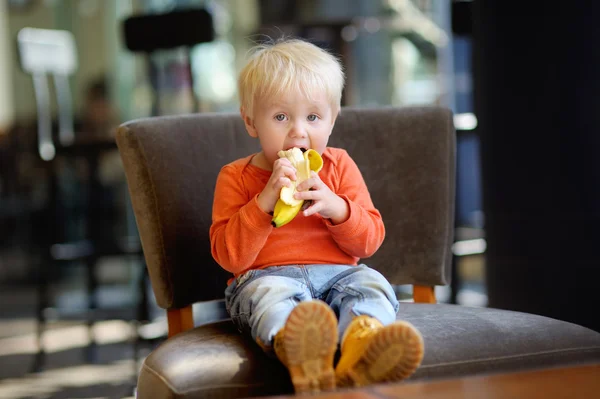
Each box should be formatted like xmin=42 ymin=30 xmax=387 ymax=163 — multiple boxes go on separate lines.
xmin=271 ymin=148 xmax=323 ymax=228
xmin=278 ymin=147 xmax=306 ymax=207
xmin=271 ymin=198 xmax=304 ymax=228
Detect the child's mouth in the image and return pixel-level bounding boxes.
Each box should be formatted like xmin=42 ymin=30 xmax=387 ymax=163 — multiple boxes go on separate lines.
xmin=285 ymin=146 xmax=308 ymax=152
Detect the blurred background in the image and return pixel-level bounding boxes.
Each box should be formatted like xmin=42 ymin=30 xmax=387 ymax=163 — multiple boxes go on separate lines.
xmin=0 ymin=0 xmax=597 ymax=398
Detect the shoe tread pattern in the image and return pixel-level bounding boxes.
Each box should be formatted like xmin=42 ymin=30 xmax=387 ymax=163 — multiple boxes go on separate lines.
xmin=339 ymin=321 xmax=424 ymax=387
xmin=283 ymin=301 xmax=338 ymax=394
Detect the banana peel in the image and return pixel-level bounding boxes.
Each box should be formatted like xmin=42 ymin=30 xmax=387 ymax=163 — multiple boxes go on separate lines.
xmin=271 ymin=148 xmax=323 ymax=228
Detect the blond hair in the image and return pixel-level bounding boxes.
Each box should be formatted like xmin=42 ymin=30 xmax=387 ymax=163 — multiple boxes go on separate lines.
xmin=238 ymin=38 xmax=345 ymax=118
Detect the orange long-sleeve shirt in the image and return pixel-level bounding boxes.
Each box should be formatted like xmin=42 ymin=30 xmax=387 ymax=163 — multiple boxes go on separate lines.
xmin=210 ymin=147 xmax=385 ymax=278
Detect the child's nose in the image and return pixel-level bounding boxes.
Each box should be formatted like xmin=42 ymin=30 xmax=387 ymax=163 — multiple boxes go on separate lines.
xmin=288 ymin=122 xmax=307 ymax=138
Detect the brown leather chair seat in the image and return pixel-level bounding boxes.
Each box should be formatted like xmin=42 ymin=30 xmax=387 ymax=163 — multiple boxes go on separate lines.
xmin=137 ymin=303 xmax=600 ymax=398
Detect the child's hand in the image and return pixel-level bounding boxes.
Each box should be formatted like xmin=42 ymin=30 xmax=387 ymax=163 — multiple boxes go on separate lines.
xmin=294 ymin=171 xmax=349 ymax=224
xmin=257 ymin=158 xmax=297 ymax=213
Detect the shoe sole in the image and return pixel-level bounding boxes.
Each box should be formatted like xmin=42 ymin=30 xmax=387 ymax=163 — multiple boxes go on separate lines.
xmin=337 ymin=321 xmax=424 ymax=387
xmin=283 ymin=301 xmax=339 ymax=394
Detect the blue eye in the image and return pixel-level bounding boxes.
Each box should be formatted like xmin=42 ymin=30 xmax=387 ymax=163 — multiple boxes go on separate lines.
xmin=275 ymin=114 xmax=286 ymax=121
xmin=307 ymin=114 xmax=318 ymax=122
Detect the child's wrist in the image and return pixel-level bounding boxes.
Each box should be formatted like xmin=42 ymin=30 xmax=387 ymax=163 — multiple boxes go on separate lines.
xmin=256 ymin=192 xmax=275 ymax=214
xmin=329 ymin=197 xmax=350 ymax=225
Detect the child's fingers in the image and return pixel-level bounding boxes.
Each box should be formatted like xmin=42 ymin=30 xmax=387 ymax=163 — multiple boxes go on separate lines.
xmin=296 ymin=174 xmax=321 ymax=192
xmin=274 ymin=157 xmax=292 ymax=167
xmin=294 ymin=188 xmax=318 ymax=201
xmin=302 ymin=201 xmax=322 ymax=217
xmin=274 ymin=158 xmax=295 ymax=171
xmin=285 ymin=167 xmax=297 ymax=181
xmin=275 ymin=177 xmax=293 ymax=190
xmin=273 ymin=161 xmax=297 ymax=182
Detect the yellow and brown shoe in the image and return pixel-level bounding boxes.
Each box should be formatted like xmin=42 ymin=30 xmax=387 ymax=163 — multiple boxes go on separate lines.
xmin=274 ymin=300 xmax=339 ymax=394
xmin=335 ymin=316 xmax=424 ymax=388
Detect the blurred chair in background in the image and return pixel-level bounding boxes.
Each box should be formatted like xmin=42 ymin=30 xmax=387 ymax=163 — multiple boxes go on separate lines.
xmin=122 ymin=8 xmax=214 ymax=116
xmin=16 ymin=27 xmax=143 ymax=371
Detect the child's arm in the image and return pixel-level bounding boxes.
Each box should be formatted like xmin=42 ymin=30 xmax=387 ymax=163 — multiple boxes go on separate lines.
xmin=323 ymin=151 xmax=385 ymax=258
xmin=210 ymin=165 xmax=273 ymax=274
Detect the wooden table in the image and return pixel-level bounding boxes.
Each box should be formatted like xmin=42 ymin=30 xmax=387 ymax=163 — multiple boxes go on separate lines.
xmin=266 ymin=365 xmax=600 ymax=399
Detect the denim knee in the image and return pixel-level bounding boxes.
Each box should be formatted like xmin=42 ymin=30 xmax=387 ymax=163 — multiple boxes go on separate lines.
xmin=329 ymin=265 xmax=399 ymax=321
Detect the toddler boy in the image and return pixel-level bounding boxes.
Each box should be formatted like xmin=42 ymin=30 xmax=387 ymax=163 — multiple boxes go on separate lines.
xmin=210 ymin=38 xmax=424 ymax=394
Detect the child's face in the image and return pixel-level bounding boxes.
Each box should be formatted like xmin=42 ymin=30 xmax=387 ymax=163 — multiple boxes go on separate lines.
xmin=243 ymin=89 xmax=337 ymax=168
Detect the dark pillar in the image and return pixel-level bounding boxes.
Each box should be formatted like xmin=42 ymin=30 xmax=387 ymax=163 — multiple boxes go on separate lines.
xmin=472 ymin=2 xmax=600 ymax=331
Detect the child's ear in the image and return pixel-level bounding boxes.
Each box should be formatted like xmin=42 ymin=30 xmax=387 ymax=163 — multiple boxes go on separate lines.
xmin=241 ymin=107 xmax=258 ymax=138
xmin=328 ymin=110 xmax=339 ymax=134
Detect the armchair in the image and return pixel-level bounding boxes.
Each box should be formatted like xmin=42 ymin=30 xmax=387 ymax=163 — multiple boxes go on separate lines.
xmin=116 ymin=107 xmax=600 ymax=398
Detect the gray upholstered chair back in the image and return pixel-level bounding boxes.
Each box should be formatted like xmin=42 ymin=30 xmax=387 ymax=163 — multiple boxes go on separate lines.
xmin=116 ymin=106 xmax=455 ymax=310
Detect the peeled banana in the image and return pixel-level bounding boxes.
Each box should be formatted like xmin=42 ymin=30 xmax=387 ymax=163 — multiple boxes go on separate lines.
xmin=271 ymin=148 xmax=323 ymax=228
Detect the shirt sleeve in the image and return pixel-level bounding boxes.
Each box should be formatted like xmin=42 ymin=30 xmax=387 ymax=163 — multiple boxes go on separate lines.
xmin=209 ymin=165 xmax=273 ymax=274
xmin=324 ymin=150 xmax=386 ymax=258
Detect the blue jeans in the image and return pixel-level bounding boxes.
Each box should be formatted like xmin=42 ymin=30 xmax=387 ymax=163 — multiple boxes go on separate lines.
xmin=224 ymin=264 xmax=399 ymax=349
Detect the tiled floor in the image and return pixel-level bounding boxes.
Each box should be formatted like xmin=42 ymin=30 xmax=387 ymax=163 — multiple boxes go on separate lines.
xmin=0 ymin=284 xmax=155 ymax=399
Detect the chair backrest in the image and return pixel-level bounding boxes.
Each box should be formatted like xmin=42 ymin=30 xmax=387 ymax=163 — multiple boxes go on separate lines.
xmin=116 ymin=106 xmax=455 ymax=309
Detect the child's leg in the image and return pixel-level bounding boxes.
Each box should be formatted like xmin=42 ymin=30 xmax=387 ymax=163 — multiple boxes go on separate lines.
xmin=225 ymin=267 xmax=338 ymax=393
xmin=225 ymin=268 xmax=311 ymax=348
xmin=325 ymin=265 xmax=424 ymax=387
xmin=275 ymin=300 xmax=338 ymax=393
xmin=325 ymin=265 xmax=399 ymax=337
